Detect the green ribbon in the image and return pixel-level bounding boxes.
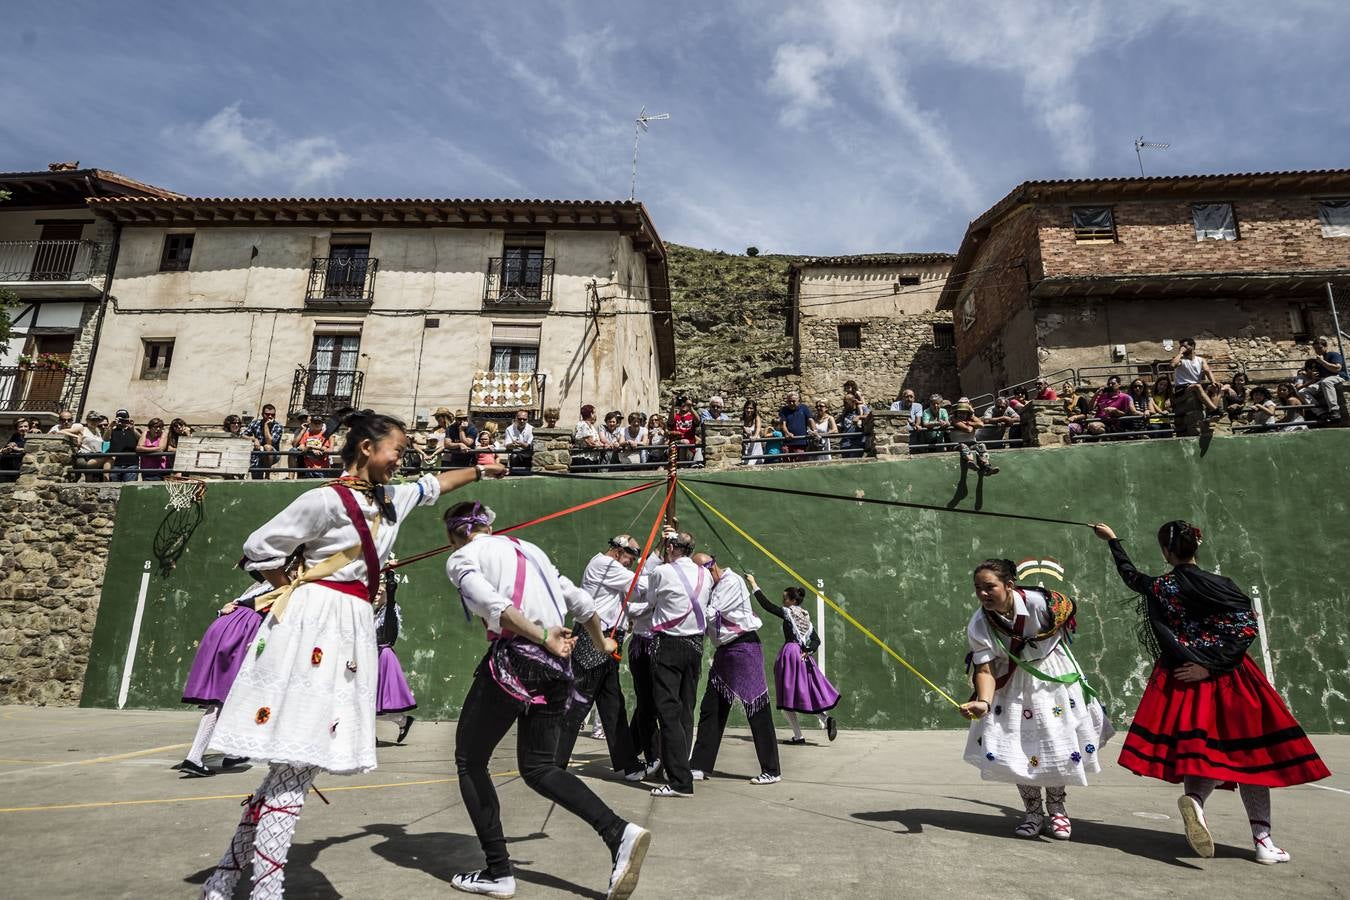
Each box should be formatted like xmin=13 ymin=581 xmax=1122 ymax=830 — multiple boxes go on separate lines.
xmin=989 ymin=628 xmax=1102 ymax=707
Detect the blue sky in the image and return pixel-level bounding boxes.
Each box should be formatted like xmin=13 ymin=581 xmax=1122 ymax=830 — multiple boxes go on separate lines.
xmin=3 ymin=0 xmax=1348 ymax=255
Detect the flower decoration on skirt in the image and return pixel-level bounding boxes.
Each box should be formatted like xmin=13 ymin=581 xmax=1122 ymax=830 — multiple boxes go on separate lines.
xmin=1029 ymin=755 xmax=1040 ymax=768
xmin=311 ymin=647 xmax=324 ymax=666
xmin=255 ymin=707 xmax=271 ymax=725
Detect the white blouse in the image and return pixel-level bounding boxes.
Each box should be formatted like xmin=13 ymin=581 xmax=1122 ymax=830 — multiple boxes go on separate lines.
xmin=627 ymin=556 xmax=713 ymax=638
xmin=966 ymin=587 xmax=1063 ymax=668
xmin=241 ymin=474 xmax=442 ymax=584
xmin=706 ymin=569 xmax=762 ymax=646
xmin=580 ymin=552 xmax=649 ymax=631
xmin=447 ymin=533 xmax=596 ymax=636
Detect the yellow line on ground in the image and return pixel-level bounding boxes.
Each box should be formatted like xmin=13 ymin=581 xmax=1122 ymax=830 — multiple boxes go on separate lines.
xmin=0 ymin=770 xmax=523 ymax=814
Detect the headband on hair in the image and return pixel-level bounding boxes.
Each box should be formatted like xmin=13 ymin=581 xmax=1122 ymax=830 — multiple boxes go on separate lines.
xmin=699 ymin=556 xmax=716 ymax=570
xmin=448 ymin=502 xmax=496 ymax=536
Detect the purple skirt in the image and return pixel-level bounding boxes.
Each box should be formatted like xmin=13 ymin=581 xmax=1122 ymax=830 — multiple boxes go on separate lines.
xmin=774 ymin=642 xmax=840 ymax=714
xmin=182 ymin=605 xmax=264 ymax=706
xmin=376 ymin=645 xmax=417 ymax=714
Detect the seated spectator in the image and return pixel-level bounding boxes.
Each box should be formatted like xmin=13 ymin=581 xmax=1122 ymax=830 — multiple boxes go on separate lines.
xmin=0 ymin=418 xmax=31 ymax=483
xmin=741 ymin=400 xmax=764 ymax=465
xmin=244 ymin=404 xmax=284 ymax=479
xmin=917 ymin=394 xmax=950 ymax=448
xmin=543 ymin=407 xmax=560 ymax=428
xmin=65 ymin=411 xmax=109 ymax=482
xmin=107 ymin=410 xmax=141 ymax=482
xmin=645 ymin=412 xmax=669 ymax=464
xmin=979 ymin=396 xmax=1020 ymax=442
xmin=1220 ymin=372 xmax=1250 ymax=421
xmin=950 ymin=402 xmax=998 ymax=476
xmin=1297 ymin=336 xmax=1347 ymax=417
xmin=444 ymin=410 xmax=478 ymax=468
xmin=1089 ymin=376 xmax=1139 ymax=435
xmin=838 ymin=393 xmax=866 ymax=458
xmin=572 ymin=404 xmax=603 ymax=467
xmin=502 ymin=408 xmax=534 ymax=472
xmin=1031 ymin=378 xmax=1058 ymax=401
xmin=1275 ymin=382 xmax=1309 ymax=431
xmin=297 ymin=415 xmax=332 ymax=478
xmin=700 ymin=396 xmax=730 ymax=421
xmin=47 ymin=410 xmax=75 ymax=433
xmin=1127 ymin=379 xmax=1156 ymax=431
xmin=137 ymin=417 xmax=172 ymax=482
xmin=808 ymin=400 xmax=835 ymax=461
xmin=1246 ymin=386 xmax=1278 ymax=430
xmin=777 ymin=390 xmax=812 ymax=458
xmin=1171 ymin=337 xmax=1220 ymax=416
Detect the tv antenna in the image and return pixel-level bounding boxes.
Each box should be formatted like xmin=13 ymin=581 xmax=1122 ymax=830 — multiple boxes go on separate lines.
xmin=1134 ymin=136 xmax=1170 ymax=176
xmin=630 ymin=106 xmax=670 ymax=201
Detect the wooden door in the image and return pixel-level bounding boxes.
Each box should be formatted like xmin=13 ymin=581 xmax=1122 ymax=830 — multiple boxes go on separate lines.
xmin=31 ymin=224 xmax=84 ymax=280
xmin=22 ymin=333 xmax=75 ymax=409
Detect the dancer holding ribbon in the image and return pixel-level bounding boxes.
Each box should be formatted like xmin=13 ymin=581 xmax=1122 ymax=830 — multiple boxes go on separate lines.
xmin=201 ymin=411 xmax=502 ymax=900
xmin=1091 ymin=521 xmax=1329 ymax=864
xmin=957 ymin=558 xmax=1113 ymax=841
xmin=747 ymin=576 xmax=840 ymax=744
xmin=443 ymin=500 xmax=651 ymax=900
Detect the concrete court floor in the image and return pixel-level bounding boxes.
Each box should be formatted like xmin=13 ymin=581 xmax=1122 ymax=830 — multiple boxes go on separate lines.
xmin=0 ymin=706 xmax=1346 ymax=899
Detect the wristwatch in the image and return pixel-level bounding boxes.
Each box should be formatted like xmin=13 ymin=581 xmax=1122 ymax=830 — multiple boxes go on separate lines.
xmin=474 ymin=464 xmax=485 ymax=481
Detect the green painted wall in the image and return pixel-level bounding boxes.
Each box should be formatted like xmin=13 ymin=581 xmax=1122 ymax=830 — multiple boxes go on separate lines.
xmin=83 ymin=431 xmax=1350 ymax=732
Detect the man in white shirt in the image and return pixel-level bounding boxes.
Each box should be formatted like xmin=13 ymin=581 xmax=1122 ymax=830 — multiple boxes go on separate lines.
xmin=554 ymin=535 xmax=656 ymax=781
xmin=443 ymin=501 xmax=651 ymax=899
xmin=688 ymin=553 xmax=782 ymax=786
xmin=625 ymin=529 xmax=712 ymax=797
xmin=502 ymin=408 xmax=535 ymax=473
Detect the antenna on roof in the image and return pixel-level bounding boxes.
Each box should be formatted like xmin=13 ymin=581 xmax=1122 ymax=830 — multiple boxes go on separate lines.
xmin=631 ymin=106 xmax=671 ymax=201
xmin=1134 ymin=136 xmax=1171 ymax=176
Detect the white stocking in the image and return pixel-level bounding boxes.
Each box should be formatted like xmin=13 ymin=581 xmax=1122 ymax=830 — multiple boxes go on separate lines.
xmin=784 ymin=711 xmax=803 ymax=740
xmin=187 ymin=706 xmax=221 ymax=767
xmin=817 ymin=713 xmax=829 ymax=729
xmin=202 ymin=767 xmax=277 ymax=900
xmin=379 ymin=713 xmax=406 ymax=726
xmin=249 ymin=763 xmax=319 ymax=900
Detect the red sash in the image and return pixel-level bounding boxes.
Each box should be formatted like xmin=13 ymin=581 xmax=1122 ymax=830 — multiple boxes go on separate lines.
xmin=330 ymin=483 xmax=381 ymax=602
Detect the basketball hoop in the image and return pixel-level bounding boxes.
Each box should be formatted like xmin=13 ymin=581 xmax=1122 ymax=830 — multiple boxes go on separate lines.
xmin=164 ymin=475 xmax=207 ymax=511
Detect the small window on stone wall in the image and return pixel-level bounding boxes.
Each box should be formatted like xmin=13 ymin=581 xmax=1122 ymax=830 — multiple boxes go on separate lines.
xmin=1193 ymin=203 xmax=1238 ymax=241
xmin=837 ymin=324 xmax=862 ymax=349
xmin=1072 ymin=206 xmax=1116 ymax=242
xmin=140 ymin=339 xmax=174 ymax=380
xmin=1316 ymin=199 xmax=1350 ymax=238
xmin=893 ymin=276 xmax=921 ymax=291
xmin=932 ymin=323 xmax=955 ymax=350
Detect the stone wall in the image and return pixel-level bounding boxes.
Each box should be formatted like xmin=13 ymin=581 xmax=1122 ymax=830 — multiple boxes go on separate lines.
xmin=798 ymin=312 xmax=959 ymax=404
xmin=0 ymin=435 xmax=119 ymax=704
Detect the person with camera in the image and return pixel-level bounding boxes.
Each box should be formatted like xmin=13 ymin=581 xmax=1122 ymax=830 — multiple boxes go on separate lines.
xmin=107 ymin=409 xmax=142 ymax=482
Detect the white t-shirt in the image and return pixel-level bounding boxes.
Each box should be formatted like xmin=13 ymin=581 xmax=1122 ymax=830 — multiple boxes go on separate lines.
xmin=447 ymin=533 xmax=596 ymax=635
xmin=1174 ymin=356 xmax=1205 ymax=386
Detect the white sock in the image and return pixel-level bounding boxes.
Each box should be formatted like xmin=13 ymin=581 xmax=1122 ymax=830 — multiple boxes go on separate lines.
xmin=817 ymin=713 xmax=829 ymax=729
xmin=250 ymin=764 xmax=319 ymax=900
xmin=187 ymin=706 xmax=220 ymax=766
xmin=785 ymin=711 xmax=803 ymax=740
xmin=203 ymin=767 xmax=277 ymax=899
xmin=379 ymin=713 xmax=406 ymax=726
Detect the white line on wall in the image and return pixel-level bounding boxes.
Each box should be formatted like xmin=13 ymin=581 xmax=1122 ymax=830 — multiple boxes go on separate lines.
xmin=1250 ymin=585 xmax=1276 ymax=685
xmin=117 ymin=562 xmax=153 ymax=710
xmin=816 ymin=579 xmax=826 ymax=676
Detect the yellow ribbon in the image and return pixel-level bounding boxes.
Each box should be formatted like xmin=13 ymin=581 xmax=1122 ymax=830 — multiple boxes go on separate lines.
xmin=255 ymin=520 xmax=381 ymax=623
xmin=680 ymin=482 xmax=960 ymax=709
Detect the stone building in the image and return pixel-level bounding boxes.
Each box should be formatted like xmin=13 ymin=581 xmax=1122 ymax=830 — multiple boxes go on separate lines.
xmin=938 ymin=170 xmax=1350 ymax=397
xmin=0 ymin=164 xmax=179 ymax=427
xmin=82 ymin=196 xmax=674 ymax=426
xmin=786 ymin=253 xmax=957 ymax=406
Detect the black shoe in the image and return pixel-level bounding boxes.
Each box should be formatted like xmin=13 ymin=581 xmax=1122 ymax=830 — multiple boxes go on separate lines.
xmin=980 ymin=464 xmax=1000 ymax=476
xmin=221 ymin=756 xmax=249 ymax=769
xmin=178 ymin=759 xmax=214 ymax=778
xmin=397 ymin=715 xmax=416 ymax=744
xmin=782 ymin=736 xmax=807 ymax=746
xmin=826 ymin=716 xmax=838 ymax=742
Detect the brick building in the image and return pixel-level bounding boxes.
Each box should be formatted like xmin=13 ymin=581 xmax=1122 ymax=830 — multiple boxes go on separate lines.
xmin=787 ymin=253 xmax=957 ymax=405
xmin=938 ymin=170 xmax=1350 ymax=396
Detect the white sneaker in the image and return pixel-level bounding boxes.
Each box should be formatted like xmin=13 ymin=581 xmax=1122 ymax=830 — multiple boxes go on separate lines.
xmin=690 ymin=769 xmax=706 ymax=781
xmin=623 ymin=767 xmax=647 ymax=782
xmin=592 ymin=721 xmax=606 ymax=740
xmin=749 ymin=772 xmax=781 ymax=785
xmin=607 ymin=823 xmax=651 ymax=899
xmin=650 ymin=785 xmax=690 ymax=798
xmin=643 ymin=758 xmax=662 ymax=777
xmin=1254 ymin=836 xmax=1290 ymax=865
xmin=451 ymin=869 xmax=517 ymax=898
xmin=1176 ymin=795 xmax=1215 ymax=859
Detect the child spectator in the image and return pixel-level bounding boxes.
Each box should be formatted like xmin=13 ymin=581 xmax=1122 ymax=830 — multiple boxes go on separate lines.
xmin=1275 ymin=382 xmax=1308 ymax=431
xmin=1247 ymin=386 xmax=1278 ymax=430
xmin=950 ymin=402 xmax=998 ymax=475
xmin=543 ymin=407 xmax=560 ymax=428
xmin=474 ymin=430 xmax=499 ymax=466
xmin=298 ymin=415 xmax=332 ymax=477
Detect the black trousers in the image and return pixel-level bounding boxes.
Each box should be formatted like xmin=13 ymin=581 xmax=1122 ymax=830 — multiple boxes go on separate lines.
xmin=554 ymin=658 xmax=641 ymax=773
xmin=454 ymin=665 xmax=626 ymax=877
xmin=689 ymin=642 xmax=781 ymax=777
xmin=628 ymin=645 xmax=661 ymax=764
xmin=651 ymin=636 xmax=704 ymax=794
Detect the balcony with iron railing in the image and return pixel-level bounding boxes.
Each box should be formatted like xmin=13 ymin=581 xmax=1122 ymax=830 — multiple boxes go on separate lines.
xmin=0 ymin=366 xmax=70 ymax=414
xmin=483 ymin=256 xmax=555 ymax=309
xmin=288 ymin=365 xmax=365 ymax=420
xmin=0 ymin=240 xmax=108 ymax=295
xmin=305 ymin=256 xmax=378 ymax=309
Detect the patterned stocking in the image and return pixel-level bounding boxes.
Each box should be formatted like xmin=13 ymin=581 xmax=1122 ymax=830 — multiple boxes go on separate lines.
xmin=249 ymin=764 xmax=319 ymax=900
xmin=1017 ymin=784 xmax=1044 ymax=814
xmin=1183 ymin=775 xmax=1220 ymax=807
xmin=1239 ymin=784 xmax=1272 ymax=842
xmin=1045 ymin=786 xmax=1067 ymax=817
xmin=187 ymin=705 xmax=220 ymax=767
xmin=202 ymin=767 xmax=277 ymax=900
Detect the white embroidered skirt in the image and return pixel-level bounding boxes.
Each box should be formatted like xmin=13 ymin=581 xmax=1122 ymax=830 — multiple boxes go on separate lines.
xmin=963 ymin=646 xmax=1114 ymax=786
xmin=211 ymin=583 xmax=379 ymax=775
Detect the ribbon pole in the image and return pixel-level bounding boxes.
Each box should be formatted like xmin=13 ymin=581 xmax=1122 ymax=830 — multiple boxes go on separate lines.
xmin=680 ymin=482 xmax=961 ymax=709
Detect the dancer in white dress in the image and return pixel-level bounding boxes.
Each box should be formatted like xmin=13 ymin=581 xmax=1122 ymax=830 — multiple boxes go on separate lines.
xmin=201 ymin=410 xmax=504 ymax=900
xmin=958 ymin=558 xmax=1113 ymax=841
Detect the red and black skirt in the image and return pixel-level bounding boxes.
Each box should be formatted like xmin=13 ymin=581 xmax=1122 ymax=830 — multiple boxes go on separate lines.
xmin=1120 ymin=656 xmax=1330 ymax=787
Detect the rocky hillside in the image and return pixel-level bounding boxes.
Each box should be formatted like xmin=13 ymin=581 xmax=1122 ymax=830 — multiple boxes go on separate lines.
xmin=663 ymin=243 xmax=801 ymax=405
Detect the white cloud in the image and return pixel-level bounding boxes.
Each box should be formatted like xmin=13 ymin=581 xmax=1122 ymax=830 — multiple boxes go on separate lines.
xmin=768 ymin=43 xmax=835 ymax=125
xmin=174 ymin=103 xmax=350 ymax=190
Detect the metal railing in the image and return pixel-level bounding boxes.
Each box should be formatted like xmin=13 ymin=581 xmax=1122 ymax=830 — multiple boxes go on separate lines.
xmin=0 ymin=240 xmax=106 ymax=282
xmin=306 ymin=256 xmax=378 ymax=303
xmin=483 ymin=256 xmax=555 ymax=308
xmin=288 ymin=365 xmax=365 ymax=419
xmin=0 ymin=366 xmax=69 ymax=413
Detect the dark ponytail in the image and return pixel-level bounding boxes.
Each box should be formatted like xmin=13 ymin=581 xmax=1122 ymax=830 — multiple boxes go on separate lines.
xmin=973 ymin=558 xmax=1017 ymax=583
xmin=784 ymin=586 xmax=807 ymax=604
xmin=339 ymin=409 xmax=407 ymax=466
xmin=1157 ymin=520 xmax=1202 ymax=559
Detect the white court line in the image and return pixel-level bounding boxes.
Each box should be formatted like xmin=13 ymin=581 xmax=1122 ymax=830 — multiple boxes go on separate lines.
xmin=117 ymin=562 xmax=153 ymax=709
xmin=1309 ymin=783 xmax=1350 ymax=796
xmin=816 ymin=580 xmax=826 ymax=675
xmin=1249 ymin=585 xmax=1276 ymax=683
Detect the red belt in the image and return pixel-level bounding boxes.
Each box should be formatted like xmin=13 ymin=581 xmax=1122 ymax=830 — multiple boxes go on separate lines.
xmin=314 ymin=579 xmax=370 ymax=602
